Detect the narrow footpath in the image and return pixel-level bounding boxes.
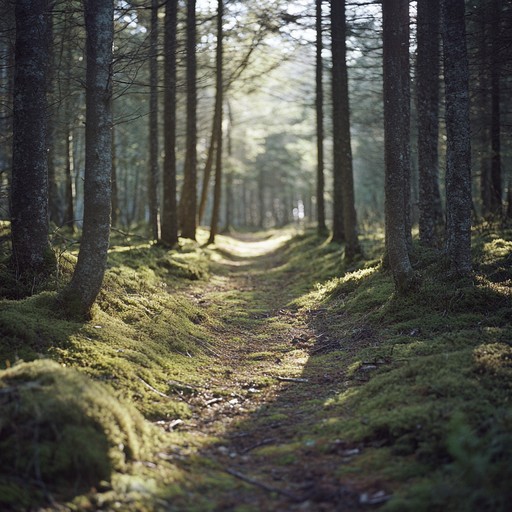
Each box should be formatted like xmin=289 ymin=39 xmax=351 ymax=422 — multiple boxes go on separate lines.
xmin=159 ymin=232 xmax=367 ymax=511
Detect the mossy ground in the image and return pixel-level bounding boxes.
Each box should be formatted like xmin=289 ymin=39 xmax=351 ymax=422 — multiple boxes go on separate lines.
xmin=0 ymin=224 xmax=511 ymax=510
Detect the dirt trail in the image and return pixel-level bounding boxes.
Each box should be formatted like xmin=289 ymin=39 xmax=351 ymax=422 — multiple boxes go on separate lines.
xmin=164 ymin=233 xmax=364 ymax=511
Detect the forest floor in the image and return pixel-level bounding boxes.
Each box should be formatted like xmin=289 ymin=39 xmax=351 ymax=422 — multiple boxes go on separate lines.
xmin=1 ymin=224 xmax=512 ymax=511
xmin=159 ymin=231 xmax=370 ymax=511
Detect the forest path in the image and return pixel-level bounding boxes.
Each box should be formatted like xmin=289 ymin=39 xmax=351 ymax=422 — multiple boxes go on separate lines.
xmin=161 ymin=231 xmax=364 ymax=511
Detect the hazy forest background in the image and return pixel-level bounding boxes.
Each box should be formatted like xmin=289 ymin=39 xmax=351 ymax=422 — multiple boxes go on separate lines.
xmin=0 ymin=0 xmax=512 ymax=510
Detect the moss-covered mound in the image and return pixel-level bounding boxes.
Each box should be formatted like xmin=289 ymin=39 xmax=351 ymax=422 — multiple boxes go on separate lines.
xmin=0 ymin=359 xmax=148 ymax=508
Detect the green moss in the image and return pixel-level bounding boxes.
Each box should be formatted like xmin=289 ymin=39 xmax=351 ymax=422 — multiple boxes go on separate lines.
xmin=141 ymin=400 xmax=192 ymax=421
xmin=248 ymin=351 xmax=275 ymax=361
xmin=0 ymin=360 xmax=149 ymax=506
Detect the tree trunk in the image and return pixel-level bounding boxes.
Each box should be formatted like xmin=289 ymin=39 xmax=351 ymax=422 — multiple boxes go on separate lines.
xmin=489 ymin=0 xmax=502 ymax=216
xmin=330 ymin=0 xmax=345 ymax=244
xmin=47 ymin=12 xmax=61 ymax=226
xmin=11 ymin=0 xmax=54 ymax=279
xmin=223 ymin=99 xmax=234 ymax=233
xmin=148 ymin=0 xmax=160 ymax=240
xmin=63 ymin=127 xmax=75 ymax=232
xmin=316 ymin=0 xmax=327 ymax=236
xmin=416 ymin=0 xmax=443 ymax=246
xmin=160 ymin=0 xmax=178 ymax=247
xmin=441 ymin=0 xmax=472 ymax=275
xmin=180 ymin=0 xmax=198 ymax=240
xmin=0 ymin=35 xmax=13 ymax=216
xmin=207 ymin=0 xmax=224 ymax=245
xmin=198 ymin=121 xmax=217 ymax=225
xmin=111 ymin=119 xmax=119 ymax=226
xmin=60 ymin=0 xmax=113 ymax=317
xmin=63 ymin=41 xmax=75 ymax=232
xmin=383 ymin=0 xmax=414 ymax=292
xmin=258 ymin=168 xmax=265 ymax=228
xmin=331 ymin=0 xmax=360 ymax=260
xmin=478 ymin=4 xmax=491 ymax=218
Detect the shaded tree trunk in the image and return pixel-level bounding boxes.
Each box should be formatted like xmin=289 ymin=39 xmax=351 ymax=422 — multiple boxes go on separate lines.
xmin=198 ymin=121 xmax=217 ymax=225
xmin=416 ymin=0 xmax=443 ymax=246
xmin=111 ymin=119 xmax=119 ymax=226
xmin=180 ymin=0 xmax=198 ymax=240
xmin=11 ymin=0 xmax=54 ymax=279
xmin=223 ymin=100 xmax=234 ymax=233
xmin=0 ymin=36 xmax=13 ymax=216
xmin=207 ymin=0 xmax=224 ymax=245
xmin=330 ymin=0 xmax=344 ymax=244
xmin=258 ymin=168 xmax=265 ymax=228
xmin=383 ymin=0 xmax=414 ymax=292
xmin=160 ymin=0 xmax=178 ymax=246
xmin=489 ymin=0 xmax=502 ymax=216
xmin=63 ymin=41 xmax=75 ymax=232
xmin=441 ymin=0 xmax=472 ymax=275
xmin=47 ymin=12 xmax=61 ymax=226
xmin=63 ymin=127 xmax=75 ymax=232
xmin=477 ymin=3 xmax=491 ymax=218
xmin=60 ymin=0 xmax=113 ymax=317
xmin=148 ymin=0 xmax=160 ymax=240
xmin=316 ymin=0 xmax=327 ymax=236
xmin=331 ymin=0 xmax=360 ymax=260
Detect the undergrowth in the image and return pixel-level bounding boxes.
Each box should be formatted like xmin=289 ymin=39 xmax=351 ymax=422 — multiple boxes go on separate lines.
xmin=0 ymin=223 xmax=511 ymax=510
xmin=0 ymin=228 xmax=216 ymax=509
xmin=289 ymin=225 xmax=512 ymax=511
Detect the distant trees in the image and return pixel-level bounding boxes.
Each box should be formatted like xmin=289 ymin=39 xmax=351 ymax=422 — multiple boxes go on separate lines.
xmin=10 ymin=0 xmax=55 ymax=280
xmin=3 ymin=0 xmax=506 ymax=305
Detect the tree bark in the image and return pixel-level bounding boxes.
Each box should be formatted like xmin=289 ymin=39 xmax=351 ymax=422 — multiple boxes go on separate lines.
xmin=160 ymin=0 xmax=179 ymax=247
xmin=11 ymin=0 xmax=54 ymax=278
xmin=416 ymin=0 xmax=443 ymax=246
xmin=330 ymin=0 xmax=345 ymax=245
xmin=207 ymin=0 xmax=224 ymax=245
xmin=60 ymin=0 xmax=113 ymax=317
xmin=331 ymin=0 xmax=360 ymax=261
xmin=441 ymin=0 xmax=472 ymax=275
xmin=316 ymin=0 xmax=327 ymax=236
xmin=111 ymin=118 xmax=119 ymax=226
xmin=63 ymin=127 xmax=75 ymax=232
xmin=47 ymin=12 xmax=61 ymax=226
xmin=180 ymin=0 xmax=198 ymax=240
xmin=258 ymin=168 xmax=265 ymax=228
xmin=383 ymin=0 xmax=414 ymax=292
xmin=223 ymin=100 xmax=234 ymax=233
xmin=198 ymin=121 xmax=217 ymax=225
xmin=148 ymin=0 xmax=160 ymax=240
xmin=63 ymin=40 xmax=75 ymax=232
xmin=489 ymin=0 xmax=502 ymax=216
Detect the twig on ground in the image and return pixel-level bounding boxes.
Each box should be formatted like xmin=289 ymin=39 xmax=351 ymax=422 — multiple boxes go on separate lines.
xmin=205 ymin=397 xmax=224 ymax=406
xmin=167 ymin=379 xmax=200 ymax=392
xmin=240 ymin=438 xmax=276 ymax=454
xmin=276 ymin=376 xmax=309 ymax=383
xmin=225 ymin=468 xmax=304 ymax=502
xmin=310 ymin=342 xmax=340 ymax=354
xmin=138 ymin=377 xmax=170 ymax=399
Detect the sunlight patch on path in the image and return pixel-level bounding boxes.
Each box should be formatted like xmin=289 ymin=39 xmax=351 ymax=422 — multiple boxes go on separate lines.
xmin=213 ymin=229 xmax=298 ymax=260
